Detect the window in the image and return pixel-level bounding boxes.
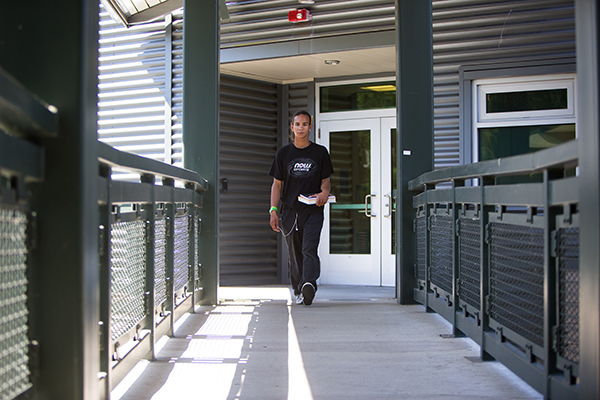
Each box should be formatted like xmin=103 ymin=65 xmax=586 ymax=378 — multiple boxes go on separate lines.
xmin=319 ymin=81 xmax=396 ymax=113
xmin=472 ymin=75 xmax=576 ymax=179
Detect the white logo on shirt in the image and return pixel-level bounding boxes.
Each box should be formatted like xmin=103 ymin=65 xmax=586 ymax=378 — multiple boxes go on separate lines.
xmin=294 ymin=162 xmax=312 ymax=172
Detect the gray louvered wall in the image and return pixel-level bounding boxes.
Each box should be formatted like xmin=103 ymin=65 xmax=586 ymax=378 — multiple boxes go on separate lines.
xmin=219 ymin=74 xmax=280 ymax=286
xmin=287 ymin=81 xmax=313 ymax=141
xmin=221 ymin=0 xmax=575 ymax=169
xmin=288 ymin=82 xmax=312 ymax=116
xmin=97 ymin=6 xmax=173 ymax=165
xmin=99 ymin=5 xmax=282 ymax=285
xmin=431 ymin=0 xmax=575 ymax=168
xmin=170 ymin=11 xmax=184 ymax=167
xmin=220 ymin=0 xmax=395 ymax=48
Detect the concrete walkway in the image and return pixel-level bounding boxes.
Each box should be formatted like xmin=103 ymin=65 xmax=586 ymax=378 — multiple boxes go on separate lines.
xmin=111 ymin=286 xmax=542 ymax=400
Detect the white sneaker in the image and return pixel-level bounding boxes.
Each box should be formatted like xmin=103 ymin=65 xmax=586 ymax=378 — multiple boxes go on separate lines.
xmin=301 ymin=282 xmax=315 ymax=306
xmin=296 ymin=293 xmax=304 ymax=305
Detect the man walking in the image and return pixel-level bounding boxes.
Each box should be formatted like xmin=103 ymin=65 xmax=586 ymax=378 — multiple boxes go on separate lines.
xmin=269 ymin=110 xmax=334 ymax=306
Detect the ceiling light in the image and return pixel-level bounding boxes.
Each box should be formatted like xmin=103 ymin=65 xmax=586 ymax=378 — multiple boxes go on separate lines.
xmin=361 ymin=85 xmax=396 ymax=92
xmin=324 ymin=60 xmax=340 ymax=65
xmin=299 ymin=0 xmax=315 ymax=4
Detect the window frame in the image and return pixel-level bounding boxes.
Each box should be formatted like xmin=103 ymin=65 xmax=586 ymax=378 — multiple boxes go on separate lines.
xmin=472 ymin=73 xmax=576 ymax=163
xmin=476 ymin=75 xmax=575 ymax=124
xmin=459 ymin=59 xmax=577 ymax=165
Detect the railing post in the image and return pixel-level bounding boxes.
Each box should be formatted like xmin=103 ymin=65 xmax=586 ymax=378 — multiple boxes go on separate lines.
xmin=163 ymin=178 xmax=175 ymax=336
xmin=452 ymin=179 xmax=465 ymax=337
xmin=424 ymin=183 xmax=433 ymax=313
xmin=544 ymin=168 xmax=563 ymax=396
xmin=141 ymin=174 xmax=157 ymax=359
xmin=185 ymin=193 xmax=196 ymax=311
xmin=98 ymin=164 xmax=111 ymax=398
xmin=1 ymin=1 xmax=101 ymax=397
xmin=480 ymin=176 xmax=494 ymax=361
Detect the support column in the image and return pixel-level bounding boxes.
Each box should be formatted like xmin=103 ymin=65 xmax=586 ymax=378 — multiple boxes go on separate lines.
xmin=395 ymin=0 xmax=434 ymax=304
xmin=0 ymin=1 xmax=100 ymax=399
xmin=576 ymin=0 xmax=600 ymax=398
xmin=183 ymin=0 xmax=220 ymax=305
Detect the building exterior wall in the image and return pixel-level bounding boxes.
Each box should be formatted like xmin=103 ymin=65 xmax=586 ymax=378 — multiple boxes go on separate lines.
xmin=98 ymin=0 xmax=576 ymax=285
xmin=220 ymin=0 xmax=395 ymax=48
xmin=219 ymin=74 xmax=280 ymax=285
xmin=431 ymin=0 xmax=575 ymax=169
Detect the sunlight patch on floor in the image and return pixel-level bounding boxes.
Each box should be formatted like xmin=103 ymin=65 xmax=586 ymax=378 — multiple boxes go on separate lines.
xmin=111 ymin=286 xmax=315 ymax=400
xmin=149 ymin=363 xmax=238 ymax=400
xmin=219 ymin=286 xmax=293 ymax=301
xmin=287 ymin=304 xmax=313 ymax=400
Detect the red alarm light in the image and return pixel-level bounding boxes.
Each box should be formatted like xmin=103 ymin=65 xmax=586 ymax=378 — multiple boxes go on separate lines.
xmin=289 ymin=9 xmax=311 ymax=23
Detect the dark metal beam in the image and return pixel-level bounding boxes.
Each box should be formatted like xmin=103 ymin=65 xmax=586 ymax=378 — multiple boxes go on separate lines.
xmin=0 ymin=68 xmax=58 ymax=139
xmin=0 ymin=130 xmax=43 ymax=180
xmin=220 ymin=31 xmax=396 ymax=64
xmin=576 ymin=0 xmax=600 ymax=398
xmin=183 ymin=0 xmax=220 ymax=305
xmin=395 ymin=0 xmax=434 ymax=304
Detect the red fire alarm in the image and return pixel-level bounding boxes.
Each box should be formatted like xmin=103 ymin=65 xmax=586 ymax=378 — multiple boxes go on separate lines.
xmin=289 ymin=9 xmax=311 ymax=23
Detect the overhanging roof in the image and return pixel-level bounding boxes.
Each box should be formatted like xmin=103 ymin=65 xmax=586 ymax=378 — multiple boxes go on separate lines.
xmin=101 ymin=0 xmax=229 ymax=27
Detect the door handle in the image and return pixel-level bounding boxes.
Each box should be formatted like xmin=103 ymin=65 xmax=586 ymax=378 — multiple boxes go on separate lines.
xmin=365 ymin=194 xmax=376 ymax=217
xmin=384 ymin=194 xmax=392 ymax=218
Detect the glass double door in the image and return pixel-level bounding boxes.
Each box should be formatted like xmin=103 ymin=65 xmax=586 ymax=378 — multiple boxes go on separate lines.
xmin=319 ymin=116 xmax=396 ymax=286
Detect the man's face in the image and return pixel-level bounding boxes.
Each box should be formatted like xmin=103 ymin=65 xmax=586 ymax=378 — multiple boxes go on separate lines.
xmin=291 ymin=114 xmax=312 ymax=140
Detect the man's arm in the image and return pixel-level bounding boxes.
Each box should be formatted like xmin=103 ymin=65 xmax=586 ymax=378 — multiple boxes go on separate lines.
xmin=270 ymin=178 xmax=282 ymax=231
xmin=315 ymin=177 xmax=331 ymax=207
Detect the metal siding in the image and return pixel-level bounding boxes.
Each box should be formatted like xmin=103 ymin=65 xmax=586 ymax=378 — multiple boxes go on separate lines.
xmin=219 ymin=74 xmax=280 ymax=285
xmin=98 ymin=6 xmax=170 ymax=163
xmin=171 ymin=10 xmax=184 ymax=168
xmin=286 ymin=82 xmax=311 ymax=142
xmin=431 ymin=0 xmax=576 ymax=169
xmin=220 ymin=0 xmax=396 ymax=48
xmin=288 ymin=82 xmax=310 ymax=114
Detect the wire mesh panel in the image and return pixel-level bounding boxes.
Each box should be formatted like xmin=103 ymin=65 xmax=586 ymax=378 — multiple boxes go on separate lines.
xmin=488 ymin=222 xmax=544 ymax=347
xmin=154 ymin=218 xmax=167 ymax=309
xmin=194 ymin=215 xmax=199 ymax=282
xmin=557 ymin=227 xmax=579 ymax=364
xmin=458 ymin=218 xmax=481 ymax=310
xmin=430 ymin=214 xmax=453 ymax=294
xmin=415 ymin=216 xmax=427 ymax=281
xmin=173 ymin=214 xmax=190 ymax=293
xmin=111 ymin=220 xmax=146 ymax=340
xmin=0 ymin=208 xmax=32 ymax=399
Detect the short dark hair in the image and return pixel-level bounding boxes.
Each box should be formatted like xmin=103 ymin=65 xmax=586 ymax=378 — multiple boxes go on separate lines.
xmin=292 ymin=110 xmax=312 ymax=124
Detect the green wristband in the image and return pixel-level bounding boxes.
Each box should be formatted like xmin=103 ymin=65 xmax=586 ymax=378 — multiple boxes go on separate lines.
xmin=269 ymin=206 xmax=278 ymax=214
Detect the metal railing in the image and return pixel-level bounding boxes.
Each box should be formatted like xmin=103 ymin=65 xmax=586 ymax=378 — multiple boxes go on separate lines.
xmin=1 ymin=66 xmax=209 ymax=398
xmin=97 ymin=142 xmax=207 ymax=394
xmin=409 ymin=140 xmax=579 ymax=400
xmin=0 ymin=68 xmax=56 ymax=400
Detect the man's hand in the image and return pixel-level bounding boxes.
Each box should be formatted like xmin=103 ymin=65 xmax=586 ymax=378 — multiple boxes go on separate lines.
xmin=270 ymin=178 xmax=282 ymax=231
xmin=315 ymin=192 xmax=329 ymax=207
xmin=270 ymin=211 xmax=280 ymax=232
xmin=316 ymin=177 xmax=331 ymax=207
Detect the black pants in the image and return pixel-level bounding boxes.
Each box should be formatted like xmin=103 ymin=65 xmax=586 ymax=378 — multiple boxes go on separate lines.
xmin=281 ymin=207 xmax=324 ymax=295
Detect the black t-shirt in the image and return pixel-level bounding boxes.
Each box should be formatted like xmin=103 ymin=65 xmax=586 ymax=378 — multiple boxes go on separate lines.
xmin=269 ymin=142 xmax=334 ymax=214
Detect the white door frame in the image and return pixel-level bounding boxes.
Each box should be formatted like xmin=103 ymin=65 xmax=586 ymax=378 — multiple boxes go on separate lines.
xmin=317 ymin=109 xmax=396 ymax=286
xmin=380 ymin=116 xmax=396 ymax=286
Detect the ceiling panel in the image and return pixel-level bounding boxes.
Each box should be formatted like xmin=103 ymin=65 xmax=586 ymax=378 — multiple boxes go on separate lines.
xmin=220 ymin=46 xmax=396 ymax=84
